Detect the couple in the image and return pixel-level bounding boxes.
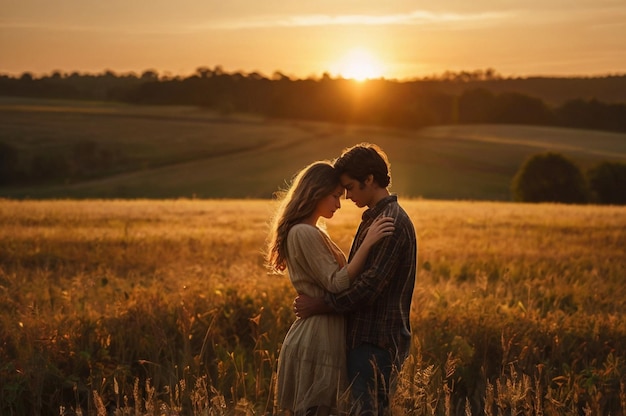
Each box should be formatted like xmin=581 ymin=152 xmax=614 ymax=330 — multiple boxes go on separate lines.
xmin=266 ymin=143 xmax=417 ymax=416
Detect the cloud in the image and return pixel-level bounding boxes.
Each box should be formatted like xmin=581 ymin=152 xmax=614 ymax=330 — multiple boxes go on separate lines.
xmin=0 ymin=9 xmax=514 ymax=35
xmin=207 ymin=10 xmax=512 ymax=30
xmin=0 ymin=19 xmax=183 ymax=35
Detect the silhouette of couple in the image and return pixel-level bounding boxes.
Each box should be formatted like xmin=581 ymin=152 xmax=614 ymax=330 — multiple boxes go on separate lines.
xmin=267 ymin=143 xmax=417 ymax=416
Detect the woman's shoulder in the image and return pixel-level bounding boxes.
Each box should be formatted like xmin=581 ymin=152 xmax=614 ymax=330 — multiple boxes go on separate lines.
xmin=288 ymin=223 xmax=324 ymax=245
xmin=290 ymin=223 xmax=319 ymax=232
xmin=288 ymin=223 xmax=319 ymax=238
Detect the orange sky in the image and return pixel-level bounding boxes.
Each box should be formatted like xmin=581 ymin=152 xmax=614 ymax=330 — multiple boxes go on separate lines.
xmin=1 ymin=0 xmax=625 ymax=80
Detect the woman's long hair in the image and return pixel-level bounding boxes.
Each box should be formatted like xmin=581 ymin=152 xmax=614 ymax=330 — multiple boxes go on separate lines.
xmin=266 ymin=161 xmax=340 ymax=273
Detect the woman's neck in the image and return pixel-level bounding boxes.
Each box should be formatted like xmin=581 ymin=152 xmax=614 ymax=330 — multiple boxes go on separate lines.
xmin=302 ymin=215 xmax=319 ymax=226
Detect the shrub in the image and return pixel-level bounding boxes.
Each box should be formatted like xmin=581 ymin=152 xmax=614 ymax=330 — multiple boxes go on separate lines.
xmin=587 ymin=161 xmax=626 ymax=204
xmin=511 ymin=152 xmax=588 ymax=203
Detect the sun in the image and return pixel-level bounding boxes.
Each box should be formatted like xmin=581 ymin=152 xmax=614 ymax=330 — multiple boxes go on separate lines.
xmin=332 ymin=47 xmax=384 ymax=81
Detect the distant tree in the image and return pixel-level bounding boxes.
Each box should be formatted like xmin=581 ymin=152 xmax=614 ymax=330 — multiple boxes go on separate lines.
xmin=458 ymin=88 xmax=496 ymax=122
xmin=272 ymin=71 xmax=291 ymax=81
xmin=458 ymin=89 xmax=553 ymax=125
xmin=247 ymin=72 xmax=266 ymax=81
xmin=556 ymin=99 xmax=626 ymax=132
xmin=493 ymin=92 xmax=553 ymax=125
xmin=195 ymin=67 xmax=212 ymax=79
xmin=140 ymin=70 xmax=159 ymax=82
xmin=587 ymin=161 xmax=626 ymax=204
xmin=484 ymin=68 xmax=500 ymax=80
xmin=0 ymin=142 xmax=19 ymax=185
xmin=102 ymin=70 xmax=117 ymax=79
xmin=212 ymin=65 xmax=225 ymax=76
xmin=511 ymin=152 xmax=588 ymax=203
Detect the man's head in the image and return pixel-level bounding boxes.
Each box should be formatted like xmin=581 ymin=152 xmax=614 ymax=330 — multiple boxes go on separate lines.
xmin=333 ymin=143 xmax=391 ymax=208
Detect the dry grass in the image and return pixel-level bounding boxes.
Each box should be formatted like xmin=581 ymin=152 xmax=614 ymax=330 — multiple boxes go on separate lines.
xmin=0 ymin=199 xmax=625 ymax=415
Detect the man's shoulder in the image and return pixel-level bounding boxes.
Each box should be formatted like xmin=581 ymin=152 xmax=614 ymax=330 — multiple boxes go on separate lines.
xmin=383 ymin=200 xmax=412 ymax=220
xmin=383 ymin=201 xmax=416 ymax=239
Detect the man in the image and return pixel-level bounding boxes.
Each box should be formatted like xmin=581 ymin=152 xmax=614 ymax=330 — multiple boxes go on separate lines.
xmin=294 ymin=143 xmax=417 ymax=416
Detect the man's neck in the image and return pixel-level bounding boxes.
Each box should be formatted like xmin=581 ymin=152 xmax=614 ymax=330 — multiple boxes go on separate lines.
xmin=367 ymin=188 xmax=390 ymax=209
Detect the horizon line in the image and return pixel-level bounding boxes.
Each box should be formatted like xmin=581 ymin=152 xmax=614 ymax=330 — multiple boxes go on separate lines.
xmin=2 ymin=67 xmax=625 ymax=82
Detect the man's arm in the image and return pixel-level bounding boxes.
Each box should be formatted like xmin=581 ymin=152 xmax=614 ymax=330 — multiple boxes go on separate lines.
xmin=334 ymin=233 xmax=399 ymax=307
xmin=293 ymin=294 xmax=333 ymax=318
xmin=294 ymin=219 xmax=400 ymax=318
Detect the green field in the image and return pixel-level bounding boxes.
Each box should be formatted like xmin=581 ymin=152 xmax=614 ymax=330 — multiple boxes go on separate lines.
xmin=2 ymin=97 xmax=625 ymax=200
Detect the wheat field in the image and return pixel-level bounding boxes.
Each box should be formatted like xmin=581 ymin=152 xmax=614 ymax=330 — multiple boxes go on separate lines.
xmin=0 ymin=199 xmax=625 ymax=415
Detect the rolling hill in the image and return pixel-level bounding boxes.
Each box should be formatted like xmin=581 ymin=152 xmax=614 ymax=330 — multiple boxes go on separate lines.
xmin=1 ymin=97 xmax=625 ymax=200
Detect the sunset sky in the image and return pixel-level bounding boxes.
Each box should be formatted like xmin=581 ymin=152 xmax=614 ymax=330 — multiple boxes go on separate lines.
xmin=1 ymin=0 xmax=625 ymax=80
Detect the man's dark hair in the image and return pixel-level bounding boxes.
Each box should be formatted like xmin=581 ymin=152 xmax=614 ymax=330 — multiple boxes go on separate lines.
xmin=333 ymin=143 xmax=391 ymax=188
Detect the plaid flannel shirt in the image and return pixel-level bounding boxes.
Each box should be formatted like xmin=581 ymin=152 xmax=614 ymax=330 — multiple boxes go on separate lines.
xmin=325 ymin=195 xmax=417 ymax=358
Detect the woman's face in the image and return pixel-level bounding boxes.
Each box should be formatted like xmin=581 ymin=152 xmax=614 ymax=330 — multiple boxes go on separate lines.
xmin=315 ymin=184 xmax=343 ymax=219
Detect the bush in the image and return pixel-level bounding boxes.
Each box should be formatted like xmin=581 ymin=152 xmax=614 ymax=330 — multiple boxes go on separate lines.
xmin=511 ymin=152 xmax=588 ymax=203
xmin=587 ymin=161 xmax=626 ymax=204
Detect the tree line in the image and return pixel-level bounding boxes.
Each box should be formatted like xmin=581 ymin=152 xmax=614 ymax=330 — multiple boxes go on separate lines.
xmin=1 ymin=68 xmax=625 ymax=133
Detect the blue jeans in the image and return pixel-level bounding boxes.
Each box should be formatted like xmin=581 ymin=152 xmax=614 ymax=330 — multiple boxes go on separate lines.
xmin=346 ymin=343 xmax=393 ymax=416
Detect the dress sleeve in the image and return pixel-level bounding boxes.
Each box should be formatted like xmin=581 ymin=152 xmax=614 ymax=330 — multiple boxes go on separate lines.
xmin=287 ymin=225 xmax=350 ymax=293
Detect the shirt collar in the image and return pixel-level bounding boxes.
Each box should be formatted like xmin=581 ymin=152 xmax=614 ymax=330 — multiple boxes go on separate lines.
xmin=362 ymin=194 xmax=397 ymax=221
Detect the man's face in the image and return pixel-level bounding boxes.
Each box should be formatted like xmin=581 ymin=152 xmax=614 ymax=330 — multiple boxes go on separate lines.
xmin=340 ymin=173 xmax=373 ymax=208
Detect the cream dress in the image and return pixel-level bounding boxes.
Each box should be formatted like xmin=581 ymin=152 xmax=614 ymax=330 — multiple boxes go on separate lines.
xmin=276 ymin=224 xmax=351 ymax=414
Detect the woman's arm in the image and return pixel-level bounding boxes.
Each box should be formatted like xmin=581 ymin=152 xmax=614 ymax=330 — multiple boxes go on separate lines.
xmin=345 ymin=216 xmax=394 ymax=279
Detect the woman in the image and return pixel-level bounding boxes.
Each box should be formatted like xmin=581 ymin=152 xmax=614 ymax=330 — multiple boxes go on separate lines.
xmin=267 ymin=161 xmax=394 ymax=416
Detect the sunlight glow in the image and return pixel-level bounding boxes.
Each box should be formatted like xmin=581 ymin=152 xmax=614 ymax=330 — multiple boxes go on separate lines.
xmin=331 ymin=47 xmax=385 ymax=81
